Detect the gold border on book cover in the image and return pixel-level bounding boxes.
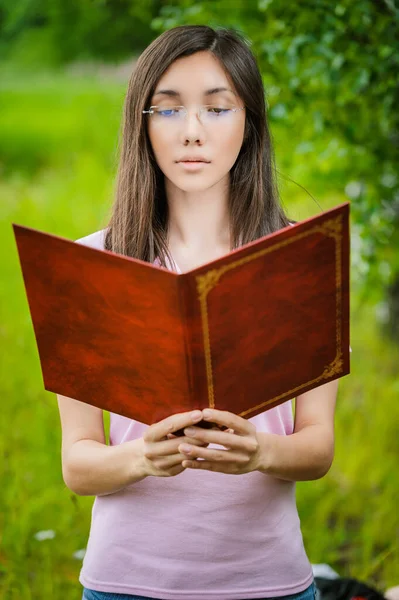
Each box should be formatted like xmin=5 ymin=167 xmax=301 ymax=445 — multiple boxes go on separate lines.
xmin=196 ymin=215 xmax=344 ymax=414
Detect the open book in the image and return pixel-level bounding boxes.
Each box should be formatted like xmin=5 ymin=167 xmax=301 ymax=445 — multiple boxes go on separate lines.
xmin=13 ymin=202 xmax=350 ymax=426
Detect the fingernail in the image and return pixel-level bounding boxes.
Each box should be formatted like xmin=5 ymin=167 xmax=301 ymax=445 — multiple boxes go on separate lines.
xmin=191 ymin=411 xmax=202 ymax=421
xmin=184 ymin=427 xmax=196 ymax=436
xmin=203 ymin=409 xmax=212 ymax=419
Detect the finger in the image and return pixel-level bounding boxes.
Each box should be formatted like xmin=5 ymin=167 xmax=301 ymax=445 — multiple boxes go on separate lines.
xmin=178 ymin=443 xmax=247 ymax=463
xmin=168 ymin=432 xmax=208 ymax=447
xmin=183 ymin=426 xmax=254 ymax=451
xmin=144 ymin=410 xmax=203 ymax=443
xmin=182 ymin=459 xmax=223 ymax=472
xmin=187 ymin=437 xmax=210 ymax=448
xmin=201 ymin=409 xmax=254 ymax=435
xmin=143 ymin=440 xmax=173 ymax=459
xmin=174 ymin=421 xmax=228 ymax=437
xmin=154 ymin=453 xmax=196 ymax=470
xmin=144 ymin=434 xmax=208 ymax=460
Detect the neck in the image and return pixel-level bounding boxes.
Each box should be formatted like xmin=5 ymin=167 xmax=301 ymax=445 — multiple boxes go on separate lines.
xmin=165 ymin=175 xmax=231 ymax=254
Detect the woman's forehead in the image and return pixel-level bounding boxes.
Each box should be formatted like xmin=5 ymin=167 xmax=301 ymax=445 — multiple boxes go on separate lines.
xmin=153 ymin=52 xmax=237 ymax=98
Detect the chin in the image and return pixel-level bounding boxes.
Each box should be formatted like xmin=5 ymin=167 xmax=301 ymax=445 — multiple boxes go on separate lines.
xmin=169 ymin=177 xmax=219 ymax=193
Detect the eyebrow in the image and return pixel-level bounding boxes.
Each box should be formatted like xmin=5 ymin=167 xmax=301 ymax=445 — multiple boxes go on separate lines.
xmin=152 ymin=87 xmax=236 ymax=98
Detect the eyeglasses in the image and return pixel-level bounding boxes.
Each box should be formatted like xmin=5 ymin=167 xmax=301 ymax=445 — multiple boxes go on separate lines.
xmin=142 ymin=104 xmax=245 ymax=126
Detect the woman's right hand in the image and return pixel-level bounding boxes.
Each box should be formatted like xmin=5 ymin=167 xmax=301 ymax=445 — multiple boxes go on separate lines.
xmin=139 ymin=410 xmax=208 ymax=478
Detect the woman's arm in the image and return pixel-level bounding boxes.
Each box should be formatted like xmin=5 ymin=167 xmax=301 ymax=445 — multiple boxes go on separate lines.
xmin=57 ymin=395 xmax=209 ymax=496
xmin=256 ymin=379 xmax=338 ymax=481
xmin=177 ymin=379 xmax=338 ymax=482
xmin=57 ymin=394 xmax=147 ymax=496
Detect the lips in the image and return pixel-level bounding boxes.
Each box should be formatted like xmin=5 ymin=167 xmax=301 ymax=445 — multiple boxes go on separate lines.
xmin=177 ymin=157 xmax=210 ymax=163
xmin=177 ymin=160 xmax=210 ymax=171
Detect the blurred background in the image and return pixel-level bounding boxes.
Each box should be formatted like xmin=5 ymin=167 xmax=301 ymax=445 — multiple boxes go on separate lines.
xmin=0 ymin=1 xmax=398 ymax=598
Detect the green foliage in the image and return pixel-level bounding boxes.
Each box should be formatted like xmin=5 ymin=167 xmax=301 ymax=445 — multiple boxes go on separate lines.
xmin=1 ymin=1 xmax=398 ymax=592
xmin=1 ymin=0 xmax=398 ymax=319
xmin=0 ymin=73 xmax=117 ymax=599
xmin=0 ymin=67 xmax=125 ymax=176
xmin=0 ymin=0 xmax=160 ymax=65
xmin=297 ymin=307 xmax=399 ymax=583
xmin=151 ymin=0 xmax=399 ymax=322
xmin=0 ymin=65 xmax=398 ymax=599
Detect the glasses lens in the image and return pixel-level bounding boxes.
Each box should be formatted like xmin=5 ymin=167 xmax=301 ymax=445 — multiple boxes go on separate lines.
xmin=200 ymin=105 xmax=238 ymax=125
xmin=152 ymin=106 xmax=184 ymax=120
xmin=149 ymin=105 xmax=241 ymax=125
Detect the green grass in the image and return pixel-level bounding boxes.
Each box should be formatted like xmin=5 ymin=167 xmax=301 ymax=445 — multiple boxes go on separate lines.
xmin=1 ymin=64 xmax=398 ymax=599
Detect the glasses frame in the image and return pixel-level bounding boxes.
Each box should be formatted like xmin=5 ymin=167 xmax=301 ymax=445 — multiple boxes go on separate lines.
xmin=142 ymin=105 xmax=245 ymax=123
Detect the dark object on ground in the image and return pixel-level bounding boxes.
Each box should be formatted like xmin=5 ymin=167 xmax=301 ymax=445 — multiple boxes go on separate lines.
xmin=316 ymin=576 xmax=386 ymax=600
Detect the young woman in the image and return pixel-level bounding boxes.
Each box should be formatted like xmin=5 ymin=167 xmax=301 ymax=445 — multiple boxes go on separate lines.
xmin=57 ymin=25 xmax=337 ymax=600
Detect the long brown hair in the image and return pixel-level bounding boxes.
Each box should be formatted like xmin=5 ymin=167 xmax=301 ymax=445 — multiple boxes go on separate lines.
xmin=104 ymin=25 xmax=290 ymax=266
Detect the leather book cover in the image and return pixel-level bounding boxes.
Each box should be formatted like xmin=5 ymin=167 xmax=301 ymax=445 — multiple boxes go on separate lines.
xmin=12 ymin=201 xmax=350 ymax=425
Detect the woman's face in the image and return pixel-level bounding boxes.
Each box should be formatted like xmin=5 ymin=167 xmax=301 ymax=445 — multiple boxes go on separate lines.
xmin=146 ymin=51 xmax=246 ymax=194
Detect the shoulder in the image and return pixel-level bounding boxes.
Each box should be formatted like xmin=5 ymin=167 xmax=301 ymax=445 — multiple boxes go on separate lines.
xmin=75 ymin=228 xmax=107 ymax=251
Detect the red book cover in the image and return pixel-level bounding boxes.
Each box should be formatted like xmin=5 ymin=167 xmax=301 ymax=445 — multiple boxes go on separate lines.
xmin=12 ymin=202 xmax=350 ymax=425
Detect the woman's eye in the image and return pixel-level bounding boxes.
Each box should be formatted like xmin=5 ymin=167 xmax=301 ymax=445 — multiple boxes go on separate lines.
xmin=208 ymin=107 xmax=229 ymax=115
xmin=159 ymin=109 xmax=177 ymax=117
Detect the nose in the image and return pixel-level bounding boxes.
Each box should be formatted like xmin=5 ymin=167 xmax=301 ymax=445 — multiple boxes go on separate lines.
xmin=179 ymin=108 xmax=205 ymax=145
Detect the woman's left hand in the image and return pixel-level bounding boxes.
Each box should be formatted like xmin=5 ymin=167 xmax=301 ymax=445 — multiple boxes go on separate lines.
xmin=178 ymin=408 xmax=263 ymax=474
